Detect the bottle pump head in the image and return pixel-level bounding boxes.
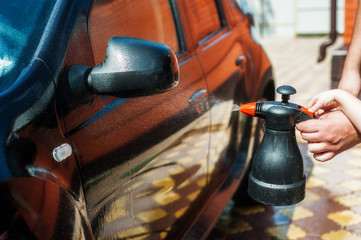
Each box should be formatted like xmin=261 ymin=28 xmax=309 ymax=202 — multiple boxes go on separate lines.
xmin=240 ymin=85 xmax=314 ymax=206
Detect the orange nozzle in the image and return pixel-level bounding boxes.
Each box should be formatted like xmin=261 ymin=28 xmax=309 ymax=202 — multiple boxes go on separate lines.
xmin=240 ymin=102 xmax=256 ymax=116
xmin=300 ymin=107 xmax=314 ymax=118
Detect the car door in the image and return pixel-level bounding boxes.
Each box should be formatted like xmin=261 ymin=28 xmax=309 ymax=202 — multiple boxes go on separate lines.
xmin=60 ymin=0 xmax=212 ymax=238
xmin=181 ymin=0 xmax=248 ymax=182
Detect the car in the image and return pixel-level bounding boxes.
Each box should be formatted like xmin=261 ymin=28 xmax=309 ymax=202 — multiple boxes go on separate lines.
xmin=0 ymin=0 xmax=275 ymax=239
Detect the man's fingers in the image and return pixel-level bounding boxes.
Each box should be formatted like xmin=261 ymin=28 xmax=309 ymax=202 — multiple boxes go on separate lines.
xmin=296 ymin=119 xmax=322 ymax=133
xmin=297 ymin=110 xmax=360 ymax=162
xmin=308 ymin=142 xmax=328 ymax=153
xmin=313 ymin=152 xmax=335 ymax=162
xmin=300 ymin=132 xmax=321 ymax=142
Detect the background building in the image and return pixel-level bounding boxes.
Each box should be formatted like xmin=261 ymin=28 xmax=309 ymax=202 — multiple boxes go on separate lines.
xmin=248 ymin=0 xmax=345 ymax=38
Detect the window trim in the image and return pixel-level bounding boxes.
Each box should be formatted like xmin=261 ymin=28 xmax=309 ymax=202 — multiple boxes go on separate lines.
xmin=216 ymin=0 xmax=227 ymax=27
xmin=169 ymin=0 xmax=187 ymax=56
xmin=198 ymin=0 xmax=228 ymax=45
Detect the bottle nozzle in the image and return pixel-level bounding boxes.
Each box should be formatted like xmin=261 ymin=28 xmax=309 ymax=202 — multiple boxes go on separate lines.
xmin=240 ymin=102 xmax=256 ymax=116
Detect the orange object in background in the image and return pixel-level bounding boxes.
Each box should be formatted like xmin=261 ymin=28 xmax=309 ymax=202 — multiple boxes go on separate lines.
xmin=344 ymin=0 xmax=358 ymax=45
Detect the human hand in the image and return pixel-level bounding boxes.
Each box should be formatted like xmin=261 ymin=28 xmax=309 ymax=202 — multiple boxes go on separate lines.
xmin=307 ymin=89 xmax=345 ymax=114
xmin=296 ymin=110 xmax=361 ymax=161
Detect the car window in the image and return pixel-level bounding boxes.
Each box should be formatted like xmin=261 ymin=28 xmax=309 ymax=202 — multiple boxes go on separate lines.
xmin=0 ymin=1 xmax=56 ymax=93
xmin=89 ymin=0 xmax=180 ymax=65
xmin=183 ymin=0 xmax=222 ymax=43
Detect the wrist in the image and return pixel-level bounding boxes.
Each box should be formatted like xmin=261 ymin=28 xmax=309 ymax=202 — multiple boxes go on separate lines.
xmin=336 ymin=89 xmax=357 ymax=112
xmin=338 ymin=71 xmax=361 ymax=96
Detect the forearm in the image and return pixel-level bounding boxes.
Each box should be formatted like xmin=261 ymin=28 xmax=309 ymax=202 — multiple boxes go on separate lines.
xmin=337 ymin=91 xmax=361 ymax=132
xmin=339 ymin=0 xmax=361 ymax=96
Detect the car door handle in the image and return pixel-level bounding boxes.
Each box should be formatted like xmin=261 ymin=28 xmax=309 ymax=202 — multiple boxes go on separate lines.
xmin=236 ymin=55 xmax=246 ymax=67
xmin=189 ymin=89 xmax=208 ymax=114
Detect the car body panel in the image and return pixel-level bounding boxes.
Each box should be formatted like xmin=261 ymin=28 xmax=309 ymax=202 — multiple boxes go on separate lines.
xmin=0 ymin=0 xmax=274 ymax=239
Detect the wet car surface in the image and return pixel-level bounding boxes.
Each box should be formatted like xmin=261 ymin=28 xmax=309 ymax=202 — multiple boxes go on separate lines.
xmin=0 ymin=0 xmax=274 ymax=239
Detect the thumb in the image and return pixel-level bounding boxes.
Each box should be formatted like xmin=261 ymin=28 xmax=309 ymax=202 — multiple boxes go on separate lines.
xmin=307 ymin=96 xmax=320 ymax=113
xmin=308 ymin=105 xmax=319 ymax=113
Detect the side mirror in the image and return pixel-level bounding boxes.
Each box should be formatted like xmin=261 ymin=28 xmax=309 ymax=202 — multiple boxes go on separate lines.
xmin=68 ymin=37 xmax=179 ymax=103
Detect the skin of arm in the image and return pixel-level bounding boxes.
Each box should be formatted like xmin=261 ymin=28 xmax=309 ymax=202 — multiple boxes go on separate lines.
xmin=297 ymin=0 xmax=361 ymax=161
xmin=339 ymin=0 xmax=361 ymax=96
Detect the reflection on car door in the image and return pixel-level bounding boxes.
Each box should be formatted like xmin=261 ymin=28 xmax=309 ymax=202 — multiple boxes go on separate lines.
xmin=61 ymin=0 xmax=212 ymax=238
xmin=182 ymin=0 xmax=248 ymax=181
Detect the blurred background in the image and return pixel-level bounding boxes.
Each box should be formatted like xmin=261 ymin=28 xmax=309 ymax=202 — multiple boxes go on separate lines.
xmin=244 ymin=0 xmax=357 ymax=103
xmin=248 ymin=0 xmax=345 ymax=39
xmin=250 ymin=0 xmax=357 ymax=99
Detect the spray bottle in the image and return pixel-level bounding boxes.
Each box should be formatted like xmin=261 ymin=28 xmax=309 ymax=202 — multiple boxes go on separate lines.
xmin=240 ymin=85 xmax=315 ymax=205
